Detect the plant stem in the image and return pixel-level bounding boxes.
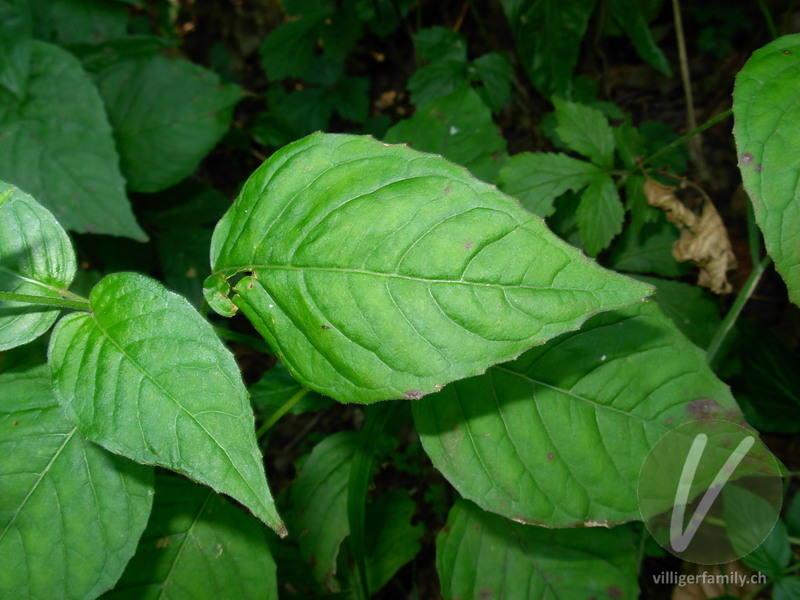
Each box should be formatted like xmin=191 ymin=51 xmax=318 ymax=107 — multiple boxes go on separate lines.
xmin=641 ymin=108 xmax=732 ymax=167
xmin=255 ymin=387 xmax=310 ymax=439
xmin=706 ymin=255 xmax=771 ymax=368
xmin=0 ymin=291 xmax=90 ymax=312
xmin=212 ymin=325 xmax=272 ymax=355
xmin=757 ymin=0 xmax=779 ymax=39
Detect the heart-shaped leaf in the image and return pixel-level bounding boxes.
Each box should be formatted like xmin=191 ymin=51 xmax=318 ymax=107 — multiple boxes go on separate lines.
xmin=413 ymin=300 xmax=747 ymax=527
xmin=0 ymin=366 xmax=153 ymax=600
xmin=734 ymin=33 xmax=800 ymax=306
xmin=208 ymin=133 xmax=652 ymax=403
xmin=48 ymin=272 xmax=285 ymax=535
xmin=0 ymin=181 xmax=76 ymax=350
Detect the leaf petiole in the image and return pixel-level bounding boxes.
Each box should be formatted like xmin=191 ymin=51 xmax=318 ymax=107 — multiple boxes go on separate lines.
xmin=0 ymin=291 xmax=90 ymax=312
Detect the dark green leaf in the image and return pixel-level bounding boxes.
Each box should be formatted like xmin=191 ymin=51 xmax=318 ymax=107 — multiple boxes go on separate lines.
xmin=437 ymin=500 xmax=639 ymax=599
xmin=554 ymin=97 xmax=616 ymax=168
xmin=0 ymin=42 xmax=146 ymax=239
xmin=157 ymin=227 xmax=212 ymax=307
xmin=249 ymin=363 xmax=333 ymax=418
xmin=0 ymin=366 xmax=153 ymax=600
xmin=775 ymin=577 xmax=800 ymax=600
xmin=471 ymin=52 xmax=513 ymax=112
xmin=609 ymin=217 xmax=689 ymax=277
xmin=413 ymin=301 xmax=746 ymax=526
xmin=407 ymin=61 xmax=468 ymax=106
xmin=0 ymin=0 xmax=32 ymax=100
xmin=103 ymin=473 xmax=278 ymax=600
xmin=209 ymin=133 xmax=651 ymax=403
xmin=608 ymin=0 xmax=672 ymax=75
xmin=0 ymin=182 xmax=76 ymax=350
xmin=413 ymin=27 xmax=467 ymax=64
xmin=31 ymin=0 xmax=128 ymax=45
xmin=497 ymin=152 xmax=600 ymax=217
xmin=577 ymin=172 xmax=624 ymax=256
xmin=48 ymin=273 xmax=285 ymax=535
xmin=259 ymin=11 xmax=327 ymax=81
xmin=331 ymin=76 xmax=370 ymax=123
xmin=320 ymin=4 xmax=363 ymax=60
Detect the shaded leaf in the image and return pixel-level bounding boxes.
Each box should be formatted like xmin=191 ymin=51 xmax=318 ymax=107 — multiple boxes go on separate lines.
xmin=259 ymin=10 xmax=328 ymax=81
xmin=413 ymin=301 xmax=745 ymax=526
xmin=103 ymin=473 xmax=278 ymax=600
xmin=0 ymin=42 xmax=146 ymax=239
xmin=31 ymin=0 xmax=128 ymax=45
xmin=577 ymin=172 xmax=624 ymax=256
xmin=609 ymin=216 xmax=689 ymax=277
xmin=48 ymin=273 xmax=284 ymax=535
xmin=209 ymin=133 xmax=651 ymax=403
xmin=0 ymin=0 xmax=32 ymax=100
xmin=608 ymin=0 xmax=672 ymax=75
xmin=471 ymin=52 xmax=513 ymax=112
xmin=734 ymin=33 xmax=800 ymax=305
xmin=554 ymin=97 xmax=616 ymax=168
xmin=436 ymin=499 xmax=639 ymax=600
xmin=0 ymin=366 xmax=153 ymax=600
xmin=413 ymin=27 xmax=467 ymax=63
xmin=407 ymin=61 xmax=468 ymax=106
xmin=249 ymin=363 xmax=333 ymax=419
xmin=0 ymin=182 xmax=76 ymax=350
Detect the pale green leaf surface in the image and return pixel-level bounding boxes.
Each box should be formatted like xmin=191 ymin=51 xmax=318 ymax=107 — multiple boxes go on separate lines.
xmin=384 ymin=86 xmax=507 ymax=182
xmin=84 ymin=50 xmax=242 ymax=193
xmin=436 ymin=499 xmax=639 ymax=600
xmin=554 ymin=97 xmax=616 ymax=169
xmin=0 ymin=0 xmax=32 ymax=100
xmin=48 ymin=272 xmax=284 ymax=535
xmin=497 ymin=152 xmax=599 ymax=217
xmin=102 ymin=473 xmax=278 ymax=600
xmin=608 ymin=0 xmax=671 ymax=76
xmin=0 ymin=366 xmax=153 ymax=600
xmin=0 ymin=182 xmax=76 ymax=350
xmin=413 ymin=301 xmax=745 ymax=526
xmin=576 ymin=172 xmax=624 ymax=256
xmin=0 ymin=42 xmax=146 ymax=240
xmin=286 ymin=432 xmax=359 ymax=591
xmin=734 ymin=34 xmax=800 ymax=306
xmin=209 ymin=133 xmax=652 ymax=403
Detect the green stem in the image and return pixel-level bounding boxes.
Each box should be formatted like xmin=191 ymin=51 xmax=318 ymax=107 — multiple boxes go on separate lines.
xmin=255 ymin=387 xmax=310 ymax=439
xmin=757 ymin=0 xmax=779 ymax=39
xmin=641 ymin=108 xmax=732 ymax=167
xmin=0 ymin=291 xmax=90 ymax=312
xmin=706 ymin=255 xmax=771 ymax=368
xmin=212 ymin=325 xmax=272 ymax=355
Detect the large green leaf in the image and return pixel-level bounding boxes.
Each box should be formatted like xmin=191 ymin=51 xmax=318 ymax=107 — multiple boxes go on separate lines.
xmin=0 ymin=0 xmax=32 ymax=100
xmin=48 ymin=272 xmax=284 ymax=535
xmin=0 ymin=42 xmax=145 ymax=240
xmin=436 ymin=499 xmax=639 ymax=600
xmin=734 ymin=34 xmax=800 ymax=306
xmin=82 ymin=47 xmax=242 ymax=193
xmin=413 ymin=300 xmax=745 ymax=526
xmin=0 ymin=182 xmax=76 ymax=350
xmin=0 ymin=366 xmax=153 ymax=600
xmin=103 ymin=473 xmax=278 ymax=600
xmin=207 ymin=133 xmax=652 ymax=403
xmin=497 ymin=152 xmax=599 ymax=217
xmin=502 ymin=0 xmax=596 ymax=98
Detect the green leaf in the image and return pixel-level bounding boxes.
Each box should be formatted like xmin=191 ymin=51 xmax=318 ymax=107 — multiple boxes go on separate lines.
xmin=577 ymin=172 xmax=625 ymax=256
xmin=471 ymin=52 xmax=513 ymax=112
xmin=775 ymin=577 xmax=800 ymax=600
xmin=30 ymin=0 xmax=128 ymax=45
xmin=320 ymin=4 xmax=363 ymax=60
xmin=734 ymin=34 xmax=800 ymax=306
xmin=0 ymin=366 xmax=154 ymax=600
xmin=413 ymin=27 xmax=467 ymax=64
xmin=209 ymin=133 xmax=652 ymax=403
xmin=0 ymin=0 xmax=32 ymax=100
xmin=83 ymin=48 xmax=242 ymax=193
xmin=249 ymin=363 xmax=333 ymax=419
xmin=554 ymin=97 xmax=616 ymax=168
xmin=103 ymin=473 xmax=278 ymax=600
xmin=437 ymin=499 xmax=640 ymax=600
xmin=609 ymin=217 xmax=689 ymax=277
xmin=48 ymin=272 xmax=285 ymax=535
xmin=384 ymin=86 xmax=507 ymax=182
xmin=259 ymin=10 xmax=328 ymax=81
xmin=787 ymin=489 xmax=800 ymax=538
xmin=287 ymin=432 xmax=359 ymax=591
xmin=413 ymin=301 xmax=745 ymax=526
xmin=407 ymin=61 xmax=468 ymax=107
xmin=0 ymin=182 xmax=77 ymax=350
xmin=502 ymin=0 xmax=596 ymax=97
xmin=330 ymin=76 xmax=370 ymax=123
xmin=497 ymin=152 xmax=600 ymax=217
xmin=0 ymin=42 xmax=146 ymax=240
xmin=608 ymin=0 xmax=672 ymax=76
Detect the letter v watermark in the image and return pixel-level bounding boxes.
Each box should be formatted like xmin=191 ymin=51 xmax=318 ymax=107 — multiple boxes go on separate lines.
xmin=669 ymin=433 xmax=755 ymax=552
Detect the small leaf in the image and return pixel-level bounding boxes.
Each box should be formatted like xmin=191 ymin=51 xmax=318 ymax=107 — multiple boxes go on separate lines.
xmin=0 ymin=0 xmax=32 ymax=99
xmin=609 ymin=216 xmax=689 ymax=277
xmin=103 ymin=473 xmax=278 ymax=600
xmin=82 ymin=47 xmax=242 ymax=193
xmin=407 ymin=61 xmax=468 ymax=106
xmin=608 ymin=0 xmax=672 ymax=76
xmin=413 ymin=301 xmax=746 ymax=526
xmin=437 ymin=499 xmax=640 ymax=600
xmin=554 ymin=97 xmax=616 ymax=168
xmin=471 ymin=52 xmax=513 ymax=112
xmin=259 ymin=10 xmax=328 ymax=81
xmin=209 ymin=133 xmax=652 ymax=403
xmin=734 ymin=33 xmax=800 ymax=306
xmin=0 ymin=366 xmax=153 ymax=600
xmin=384 ymin=86 xmax=508 ymax=182
xmin=576 ymin=172 xmax=625 ymax=256
xmin=412 ymin=26 xmax=467 ymax=64
xmin=0 ymin=42 xmax=146 ymax=239
xmin=249 ymin=363 xmax=333 ymax=419
xmin=0 ymin=182 xmax=77 ymax=350
xmin=497 ymin=152 xmax=600 ymax=217
xmin=48 ymin=272 xmax=285 ymax=535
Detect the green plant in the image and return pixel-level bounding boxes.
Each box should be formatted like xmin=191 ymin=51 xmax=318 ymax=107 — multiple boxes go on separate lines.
xmin=2 ymin=1 xmax=800 ymax=599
